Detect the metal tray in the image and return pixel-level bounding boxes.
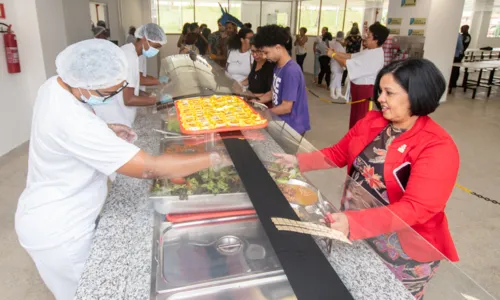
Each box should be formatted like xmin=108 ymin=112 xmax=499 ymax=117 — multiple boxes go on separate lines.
xmin=151 ymin=192 xmax=253 ymax=214
xmin=151 ymin=214 xmax=295 ymax=300
xmin=150 ymin=135 xmax=252 ymax=214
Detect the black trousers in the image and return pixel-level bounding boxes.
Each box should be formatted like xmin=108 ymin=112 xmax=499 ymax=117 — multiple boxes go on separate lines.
xmin=296 ymin=53 xmax=307 ymax=71
xmin=342 ymin=70 xmax=348 ymax=86
xmin=449 ymin=55 xmax=464 ymax=88
xmin=318 ymin=56 xmax=331 ymax=85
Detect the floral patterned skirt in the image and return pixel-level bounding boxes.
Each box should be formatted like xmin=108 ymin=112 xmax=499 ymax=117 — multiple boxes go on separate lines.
xmin=366 ymin=233 xmax=440 ymax=300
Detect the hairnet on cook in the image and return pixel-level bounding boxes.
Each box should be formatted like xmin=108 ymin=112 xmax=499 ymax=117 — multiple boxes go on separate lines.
xmin=92 ymin=26 xmax=107 ymax=37
xmin=56 ymin=39 xmax=128 ymax=90
xmin=135 ymin=23 xmax=167 ymax=45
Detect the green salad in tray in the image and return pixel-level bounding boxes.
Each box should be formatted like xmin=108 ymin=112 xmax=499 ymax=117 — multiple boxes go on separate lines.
xmin=151 ymin=161 xmax=305 ymax=198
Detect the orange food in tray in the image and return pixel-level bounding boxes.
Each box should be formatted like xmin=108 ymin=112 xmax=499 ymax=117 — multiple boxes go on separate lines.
xmin=175 ymin=95 xmax=268 ymax=134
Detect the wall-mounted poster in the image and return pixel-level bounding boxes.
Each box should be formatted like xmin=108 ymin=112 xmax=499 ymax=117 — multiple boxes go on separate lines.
xmin=387 ymin=18 xmax=403 ymax=25
xmin=410 ymin=18 xmax=427 ymax=25
xmin=408 ymin=29 xmax=425 ymax=36
xmin=402 ymin=0 xmax=416 ymax=6
xmin=389 ymin=28 xmax=401 ymax=35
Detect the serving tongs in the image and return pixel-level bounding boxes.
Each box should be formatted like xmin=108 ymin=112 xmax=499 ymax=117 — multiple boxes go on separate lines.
xmin=153 ymin=129 xmax=204 ymax=140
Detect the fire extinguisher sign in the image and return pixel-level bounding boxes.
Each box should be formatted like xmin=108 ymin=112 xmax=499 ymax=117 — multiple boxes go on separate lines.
xmin=0 ymin=4 xmax=5 ymax=19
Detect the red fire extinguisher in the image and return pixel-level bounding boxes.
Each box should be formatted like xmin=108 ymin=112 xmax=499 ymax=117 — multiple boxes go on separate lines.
xmin=2 ymin=24 xmax=21 ymax=74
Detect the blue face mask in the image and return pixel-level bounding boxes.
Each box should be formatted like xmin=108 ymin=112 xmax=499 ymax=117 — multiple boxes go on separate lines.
xmin=143 ymin=39 xmax=160 ymax=58
xmin=79 ymin=89 xmax=106 ymax=106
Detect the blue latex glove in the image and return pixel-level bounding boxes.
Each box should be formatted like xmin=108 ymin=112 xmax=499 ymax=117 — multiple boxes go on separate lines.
xmin=160 ymin=94 xmax=173 ymax=104
xmin=159 ymin=76 xmax=169 ymax=84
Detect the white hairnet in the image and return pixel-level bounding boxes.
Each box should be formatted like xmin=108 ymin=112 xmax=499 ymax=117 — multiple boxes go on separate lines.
xmin=92 ymin=26 xmax=106 ymax=37
xmin=135 ymin=23 xmax=167 ymax=45
xmin=56 ymin=39 xmax=128 ymax=90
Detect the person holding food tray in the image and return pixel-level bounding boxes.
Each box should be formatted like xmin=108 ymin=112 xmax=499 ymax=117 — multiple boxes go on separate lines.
xmin=275 ymin=58 xmax=459 ymax=299
xmin=15 ymin=39 xmax=231 ymax=300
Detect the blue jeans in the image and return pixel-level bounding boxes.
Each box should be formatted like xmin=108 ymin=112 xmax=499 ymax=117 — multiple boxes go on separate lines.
xmin=314 ymin=52 xmax=320 ymax=77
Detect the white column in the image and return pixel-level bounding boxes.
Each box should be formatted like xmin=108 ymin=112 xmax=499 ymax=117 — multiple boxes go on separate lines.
xmin=469 ymin=10 xmax=484 ymax=49
xmin=424 ymin=0 xmax=465 ymax=102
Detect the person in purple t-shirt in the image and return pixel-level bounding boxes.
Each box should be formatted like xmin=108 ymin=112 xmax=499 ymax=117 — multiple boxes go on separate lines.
xmin=253 ymin=25 xmax=311 ymax=135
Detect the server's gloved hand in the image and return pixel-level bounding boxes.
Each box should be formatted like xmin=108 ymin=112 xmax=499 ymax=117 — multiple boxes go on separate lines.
xmin=160 ymin=94 xmax=173 ymax=104
xmin=159 ymin=76 xmax=169 ymax=84
xmin=108 ymin=124 xmax=138 ymax=143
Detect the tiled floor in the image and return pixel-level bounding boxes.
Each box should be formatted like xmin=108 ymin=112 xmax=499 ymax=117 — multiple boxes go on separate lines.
xmin=0 ymin=77 xmax=499 ymax=300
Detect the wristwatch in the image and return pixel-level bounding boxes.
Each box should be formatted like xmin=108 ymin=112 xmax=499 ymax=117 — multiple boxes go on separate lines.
xmin=331 ymin=52 xmax=336 ymax=58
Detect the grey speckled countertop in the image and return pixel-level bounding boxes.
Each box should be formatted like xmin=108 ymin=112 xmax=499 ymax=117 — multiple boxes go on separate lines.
xmin=75 ymin=108 xmax=414 ymax=300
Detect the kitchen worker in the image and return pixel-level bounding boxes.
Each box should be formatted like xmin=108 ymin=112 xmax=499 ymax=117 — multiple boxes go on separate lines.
xmin=328 ymin=22 xmax=389 ymax=129
xmin=15 ymin=39 xmax=230 ymax=300
xmin=93 ymin=23 xmax=169 ymax=127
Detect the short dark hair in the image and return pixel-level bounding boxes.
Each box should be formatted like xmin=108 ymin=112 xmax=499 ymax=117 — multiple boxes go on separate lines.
xmin=350 ymin=26 xmax=360 ymax=35
xmin=182 ymin=23 xmax=190 ymax=35
xmin=300 ymin=27 xmax=308 ymax=34
xmin=202 ymin=27 xmax=211 ymax=38
xmin=253 ymin=25 xmax=288 ymax=48
xmin=322 ymin=32 xmax=333 ymax=42
xmin=322 ymin=27 xmax=329 ymax=32
xmin=374 ymin=58 xmax=446 ymax=116
xmin=184 ymin=32 xmax=198 ymax=45
xmin=129 ymin=26 xmax=136 ymax=35
xmin=369 ymin=22 xmax=389 ymax=46
xmin=244 ymin=23 xmax=252 ymax=29
xmin=228 ymin=27 xmax=253 ymax=50
xmin=189 ymin=22 xmax=199 ymax=32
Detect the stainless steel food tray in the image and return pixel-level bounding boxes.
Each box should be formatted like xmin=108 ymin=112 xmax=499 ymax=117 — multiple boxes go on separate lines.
xmin=150 ymin=192 xmax=253 ymax=214
xmin=151 ymin=214 xmax=295 ymax=300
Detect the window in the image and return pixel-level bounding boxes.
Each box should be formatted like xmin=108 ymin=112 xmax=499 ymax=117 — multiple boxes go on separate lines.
xmin=195 ymin=0 xmax=229 ymax=32
xmin=343 ymin=6 xmax=364 ymax=35
xmin=229 ymin=0 xmax=291 ymax=29
xmin=487 ymin=8 xmax=500 ymax=37
xmin=320 ymin=0 xmax=345 ymax=36
xmin=298 ymin=0 xmax=321 ymax=35
xmin=157 ymin=0 xmax=195 ymax=34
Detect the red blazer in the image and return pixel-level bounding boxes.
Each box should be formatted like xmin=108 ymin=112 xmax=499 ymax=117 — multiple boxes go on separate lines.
xmin=297 ymin=111 xmax=459 ymax=262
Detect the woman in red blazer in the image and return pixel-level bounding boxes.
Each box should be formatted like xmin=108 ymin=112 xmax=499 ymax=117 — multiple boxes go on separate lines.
xmin=276 ymin=58 xmax=459 ymax=299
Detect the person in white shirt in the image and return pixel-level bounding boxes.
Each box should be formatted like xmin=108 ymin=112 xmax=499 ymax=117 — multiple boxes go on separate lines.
xmin=15 ymin=39 xmax=230 ymax=300
xmin=329 ymin=31 xmax=346 ymax=100
xmin=226 ymin=27 xmax=254 ymax=86
xmin=94 ymin=23 xmax=170 ymax=127
xmin=294 ymin=27 xmax=308 ymax=71
xmin=328 ymin=22 xmax=389 ymax=128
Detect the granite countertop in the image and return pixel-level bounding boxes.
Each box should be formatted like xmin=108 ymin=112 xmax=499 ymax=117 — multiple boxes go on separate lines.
xmin=75 ymin=108 xmax=414 ymax=300
xmin=75 ymin=107 xmax=159 ymax=300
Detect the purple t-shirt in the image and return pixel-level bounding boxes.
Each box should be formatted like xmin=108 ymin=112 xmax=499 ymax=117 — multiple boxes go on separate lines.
xmin=271 ymin=60 xmax=311 ymax=134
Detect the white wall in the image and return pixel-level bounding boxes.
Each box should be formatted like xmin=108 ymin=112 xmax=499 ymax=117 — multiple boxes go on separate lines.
xmin=0 ymin=0 xmax=93 ymax=157
xmin=386 ymin=0 xmax=430 ymax=36
xmin=63 ymin=1 xmax=93 ymax=44
xmin=94 ymin=0 xmax=123 ymax=44
xmin=119 ymin=0 xmax=143 ymax=41
xmin=0 ymin=0 xmax=48 ymax=156
xmin=35 ymin=0 xmax=68 ymax=77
